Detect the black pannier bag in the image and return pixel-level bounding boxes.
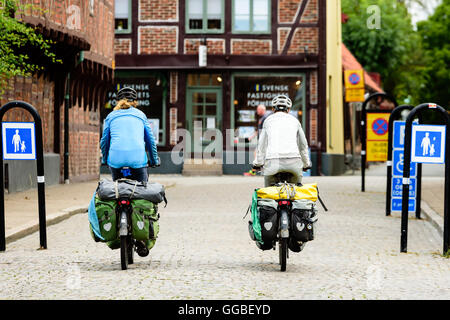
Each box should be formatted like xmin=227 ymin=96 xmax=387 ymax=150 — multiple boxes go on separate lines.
xmin=291 ymin=208 xmax=318 ymax=243
xmin=256 ymin=200 xmax=278 ymax=250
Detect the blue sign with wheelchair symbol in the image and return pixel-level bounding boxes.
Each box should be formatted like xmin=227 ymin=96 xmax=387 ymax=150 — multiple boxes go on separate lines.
xmin=411 ymin=125 xmax=446 ymax=164
xmin=2 ymin=122 xmax=36 ymax=160
xmin=392 ymin=149 xmax=417 ymax=177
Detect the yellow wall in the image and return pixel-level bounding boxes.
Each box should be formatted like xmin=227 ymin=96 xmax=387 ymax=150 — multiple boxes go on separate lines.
xmin=326 ymin=0 xmax=344 ymax=155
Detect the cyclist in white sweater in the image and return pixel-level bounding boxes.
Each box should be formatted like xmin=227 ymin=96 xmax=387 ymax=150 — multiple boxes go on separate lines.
xmin=252 ymin=94 xmax=312 ymax=187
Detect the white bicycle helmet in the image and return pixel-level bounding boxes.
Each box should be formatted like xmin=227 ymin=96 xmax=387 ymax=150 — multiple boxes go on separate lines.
xmin=272 ymin=94 xmax=292 ymax=111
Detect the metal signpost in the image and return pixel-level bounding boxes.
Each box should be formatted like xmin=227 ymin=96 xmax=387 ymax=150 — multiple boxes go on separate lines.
xmin=361 ymin=92 xmax=398 ymax=192
xmin=400 ymin=103 xmax=449 ymax=255
xmin=0 ymin=101 xmax=47 ymax=251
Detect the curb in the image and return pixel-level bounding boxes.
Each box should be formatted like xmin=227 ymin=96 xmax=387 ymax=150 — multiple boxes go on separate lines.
xmin=420 ymin=200 xmax=444 ymax=236
xmin=5 ymin=206 xmax=88 ymax=245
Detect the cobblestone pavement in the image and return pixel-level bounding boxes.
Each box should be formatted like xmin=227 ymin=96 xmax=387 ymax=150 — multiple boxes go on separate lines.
xmin=0 ymin=175 xmax=448 ymax=300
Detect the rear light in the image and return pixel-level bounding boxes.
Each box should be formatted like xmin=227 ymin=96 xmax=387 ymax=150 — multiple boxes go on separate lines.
xmin=280 ymin=200 xmax=291 ymax=205
xmin=120 ymin=200 xmax=130 ymax=205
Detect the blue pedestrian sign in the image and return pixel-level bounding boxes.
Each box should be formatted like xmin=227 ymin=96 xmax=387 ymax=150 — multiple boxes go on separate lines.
xmin=2 ymin=122 xmax=36 ymax=160
xmin=411 ymin=125 xmax=446 ymax=164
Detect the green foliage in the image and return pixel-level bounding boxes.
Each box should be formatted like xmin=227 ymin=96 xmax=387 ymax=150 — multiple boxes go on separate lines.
xmin=0 ymin=0 xmax=60 ymax=96
xmin=417 ymin=0 xmax=450 ymax=110
xmin=341 ymin=0 xmax=427 ymax=105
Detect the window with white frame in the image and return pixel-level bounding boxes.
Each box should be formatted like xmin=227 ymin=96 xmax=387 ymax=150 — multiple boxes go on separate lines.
xmin=233 ymin=0 xmax=270 ymax=33
xmin=115 ymin=0 xmax=131 ymax=33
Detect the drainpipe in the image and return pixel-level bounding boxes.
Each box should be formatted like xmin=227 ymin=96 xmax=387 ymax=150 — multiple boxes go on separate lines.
xmin=64 ymin=51 xmax=84 ymax=184
xmin=64 ymin=73 xmax=70 ymax=184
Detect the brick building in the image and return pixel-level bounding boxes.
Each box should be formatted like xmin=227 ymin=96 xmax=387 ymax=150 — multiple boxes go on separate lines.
xmin=111 ymin=0 xmax=337 ymax=175
xmin=1 ymin=0 xmax=114 ymax=191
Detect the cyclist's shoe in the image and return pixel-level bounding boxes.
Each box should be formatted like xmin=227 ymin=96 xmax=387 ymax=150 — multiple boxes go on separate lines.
xmin=243 ymin=169 xmax=256 ymax=176
xmin=135 ymin=240 xmax=149 ymax=257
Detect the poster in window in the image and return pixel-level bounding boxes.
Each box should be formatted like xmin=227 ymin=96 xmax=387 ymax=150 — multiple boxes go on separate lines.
xmin=238 ymin=126 xmax=255 ymax=139
xmin=238 ymin=110 xmax=256 ymax=122
xmin=148 ymin=118 xmax=159 ymax=145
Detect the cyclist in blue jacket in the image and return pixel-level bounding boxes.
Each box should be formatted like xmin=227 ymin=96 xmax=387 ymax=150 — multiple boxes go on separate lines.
xmin=100 ymin=87 xmax=159 ymax=182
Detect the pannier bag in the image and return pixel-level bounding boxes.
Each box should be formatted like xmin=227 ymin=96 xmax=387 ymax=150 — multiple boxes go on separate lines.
xmin=249 ymin=192 xmax=278 ymax=250
xmin=291 ymin=207 xmax=318 ymax=242
xmin=131 ymin=199 xmax=160 ymax=250
xmin=96 ymin=178 xmax=167 ymax=205
xmin=248 ymin=184 xmax=319 ymax=251
xmin=256 ymin=183 xmax=318 ymax=201
xmin=88 ymin=194 xmax=118 ymax=242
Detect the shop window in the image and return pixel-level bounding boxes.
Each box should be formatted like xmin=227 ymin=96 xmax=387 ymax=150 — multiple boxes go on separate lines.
xmin=233 ymin=0 xmax=270 ymax=33
xmin=115 ymin=0 xmax=131 ymax=34
xmin=232 ymin=74 xmax=305 ymax=146
xmin=104 ymin=73 xmax=167 ymax=146
xmin=186 ymin=0 xmax=224 ymax=33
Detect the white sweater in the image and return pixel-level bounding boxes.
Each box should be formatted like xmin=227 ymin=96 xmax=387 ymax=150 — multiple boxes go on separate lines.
xmin=253 ymin=111 xmax=311 ymax=168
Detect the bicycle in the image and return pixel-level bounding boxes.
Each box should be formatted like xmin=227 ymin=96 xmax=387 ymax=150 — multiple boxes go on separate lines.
xmin=250 ymin=167 xmax=327 ymax=272
xmin=114 ymin=165 xmax=160 ymax=270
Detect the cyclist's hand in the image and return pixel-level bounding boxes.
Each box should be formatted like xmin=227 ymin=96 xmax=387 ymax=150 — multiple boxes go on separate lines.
xmin=252 ymin=164 xmax=262 ymax=172
xmin=150 ymin=156 xmax=161 ymax=168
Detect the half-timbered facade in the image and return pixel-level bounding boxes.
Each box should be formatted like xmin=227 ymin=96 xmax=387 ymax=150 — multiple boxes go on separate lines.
xmin=112 ymin=0 xmax=337 ymax=175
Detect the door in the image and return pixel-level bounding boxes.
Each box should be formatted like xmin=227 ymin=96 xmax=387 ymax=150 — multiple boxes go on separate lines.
xmin=186 ymin=88 xmax=222 ymax=155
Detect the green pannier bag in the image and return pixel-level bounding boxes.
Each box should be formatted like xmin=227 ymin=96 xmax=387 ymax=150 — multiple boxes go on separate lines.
xmin=131 ymin=199 xmax=160 ymax=249
xmin=93 ymin=197 xmax=118 ymax=242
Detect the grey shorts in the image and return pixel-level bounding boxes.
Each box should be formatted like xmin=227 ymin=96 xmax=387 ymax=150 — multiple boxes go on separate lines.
xmin=263 ymin=158 xmax=303 ymax=187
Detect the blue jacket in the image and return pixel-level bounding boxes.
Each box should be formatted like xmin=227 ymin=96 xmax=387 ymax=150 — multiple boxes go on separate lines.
xmin=100 ymin=107 xmax=158 ymax=168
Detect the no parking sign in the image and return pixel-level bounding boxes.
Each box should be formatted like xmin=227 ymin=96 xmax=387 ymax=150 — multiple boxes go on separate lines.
xmin=366 ymin=112 xmax=390 ymax=162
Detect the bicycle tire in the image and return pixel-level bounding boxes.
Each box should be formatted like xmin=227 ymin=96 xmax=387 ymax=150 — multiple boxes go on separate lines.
xmin=120 ymin=235 xmax=128 ymax=270
xmin=279 ymin=238 xmax=287 ymax=272
xmin=127 ymin=236 xmax=134 ymax=264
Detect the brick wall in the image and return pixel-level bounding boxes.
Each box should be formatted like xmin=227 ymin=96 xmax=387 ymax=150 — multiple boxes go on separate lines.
xmin=300 ymin=0 xmax=318 ymax=23
xmin=279 ymin=0 xmax=303 ymax=23
xmin=139 ymin=26 xmax=178 ymax=54
xmin=0 ymin=75 xmax=55 ymax=153
xmin=139 ymin=0 xmax=178 ymax=21
xmin=115 ymin=38 xmax=132 ymax=55
xmin=184 ymin=39 xmax=225 ymax=55
xmin=19 ymin=0 xmax=115 ymax=66
xmin=169 ymin=72 xmax=178 ymax=104
xmin=3 ymin=0 xmax=115 ymax=185
xmin=287 ymin=27 xmax=319 ymax=54
xmin=66 ymin=101 xmax=100 ymax=182
xmin=231 ymin=40 xmax=272 ymax=55
xmin=310 ymin=70 xmax=318 ymax=105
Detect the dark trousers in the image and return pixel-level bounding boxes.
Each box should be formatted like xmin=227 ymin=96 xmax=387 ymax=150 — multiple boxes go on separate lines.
xmin=109 ymin=166 xmax=148 ymax=183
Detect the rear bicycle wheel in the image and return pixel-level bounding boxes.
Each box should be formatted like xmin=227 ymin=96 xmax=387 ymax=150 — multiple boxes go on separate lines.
xmin=120 ymin=235 xmax=128 ymax=270
xmin=279 ymin=238 xmax=287 ymax=272
xmin=127 ymin=236 xmax=134 ymax=264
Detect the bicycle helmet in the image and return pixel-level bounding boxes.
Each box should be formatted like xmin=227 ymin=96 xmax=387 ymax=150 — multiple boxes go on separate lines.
xmin=272 ymin=94 xmax=292 ymax=112
xmin=117 ymin=87 xmax=137 ymax=101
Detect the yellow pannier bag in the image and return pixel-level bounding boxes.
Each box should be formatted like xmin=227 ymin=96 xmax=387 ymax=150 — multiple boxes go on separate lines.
xmin=256 ymin=183 xmax=318 ymax=202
